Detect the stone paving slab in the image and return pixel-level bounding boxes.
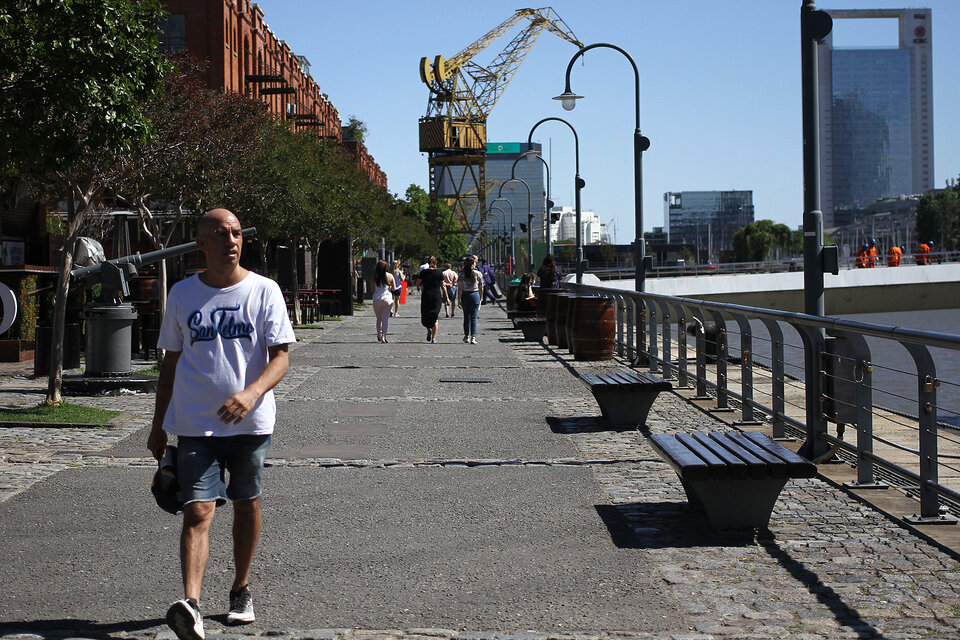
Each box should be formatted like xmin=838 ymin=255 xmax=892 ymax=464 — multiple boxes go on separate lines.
xmin=1 ymin=306 xmax=960 ymax=639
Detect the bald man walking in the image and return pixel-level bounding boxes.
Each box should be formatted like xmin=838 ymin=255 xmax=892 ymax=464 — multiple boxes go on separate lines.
xmin=148 ymin=209 xmax=295 ymax=638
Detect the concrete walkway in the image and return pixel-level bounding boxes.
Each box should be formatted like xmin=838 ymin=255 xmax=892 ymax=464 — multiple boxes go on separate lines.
xmin=1 ymin=301 xmax=960 ymax=639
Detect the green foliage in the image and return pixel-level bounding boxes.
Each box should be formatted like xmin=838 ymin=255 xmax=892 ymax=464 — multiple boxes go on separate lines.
xmin=0 ymin=402 xmax=121 ymax=425
xmin=0 ymin=0 xmax=170 ymax=176
xmin=916 ymin=180 xmax=960 ymax=251
xmin=733 ymin=220 xmax=796 ymax=262
xmin=14 ymin=275 xmax=38 ymax=342
xmin=343 ymin=116 xmax=368 ymax=143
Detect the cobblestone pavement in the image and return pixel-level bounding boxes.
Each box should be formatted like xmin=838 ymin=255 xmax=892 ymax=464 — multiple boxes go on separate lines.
xmin=2 ymin=310 xmax=960 ymax=639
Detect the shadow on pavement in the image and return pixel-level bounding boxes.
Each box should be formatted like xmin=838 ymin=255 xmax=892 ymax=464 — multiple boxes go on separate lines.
xmin=595 ymin=504 xmax=886 ymax=639
xmin=0 ymin=618 xmax=164 ymax=638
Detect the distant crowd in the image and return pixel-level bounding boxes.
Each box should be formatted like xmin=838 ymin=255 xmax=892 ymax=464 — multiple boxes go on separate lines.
xmin=855 ymin=238 xmax=938 ymax=268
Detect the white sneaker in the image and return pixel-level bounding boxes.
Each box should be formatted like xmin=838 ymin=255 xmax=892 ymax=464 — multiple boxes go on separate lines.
xmin=226 ymin=585 xmax=255 ymax=625
xmin=166 ymin=599 xmax=204 ymax=640
xmin=470 ymin=336 xmax=477 ymax=344
xmin=463 ymin=335 xmax=469 ymax=343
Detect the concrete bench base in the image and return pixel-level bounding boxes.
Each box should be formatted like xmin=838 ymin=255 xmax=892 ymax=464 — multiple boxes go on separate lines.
xmin=581 ymin=371 xmax=672 ymax=427
xmin=515 ymin=318 xmax=546 ymax=342
xmin=648 ymin=431 xmax=817 ymax=530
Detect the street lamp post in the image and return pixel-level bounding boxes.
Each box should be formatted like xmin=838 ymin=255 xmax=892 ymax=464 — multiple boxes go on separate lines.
xmin=492 ymin=197 xmax=514 ymax=275
xmin=499 ymin=177 xmax=533 ymax=274
xmin=526 ymin=117 xmax=584 ymax=282
xmin=554 ymin=42 xmax=650 ymax=292
xmin=485 ymin=207 xmax=505 ymax=265
xmin=516 ymin=151 xmax=555 ymax=267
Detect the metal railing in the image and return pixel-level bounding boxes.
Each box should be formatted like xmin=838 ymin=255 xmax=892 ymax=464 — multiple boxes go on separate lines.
xmin=564 ymin=281 xmax=960 ymax=524
xmin=557 ymin=249 xmax=960 ymax=281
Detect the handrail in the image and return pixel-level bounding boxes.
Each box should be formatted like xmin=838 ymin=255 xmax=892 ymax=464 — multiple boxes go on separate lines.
xmin=563 ymin=280 xmax=960 ymax=524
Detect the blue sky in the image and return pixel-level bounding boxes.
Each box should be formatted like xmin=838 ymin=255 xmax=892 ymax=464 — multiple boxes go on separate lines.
xmin=256 ymin=1 xmax=959 ymax=241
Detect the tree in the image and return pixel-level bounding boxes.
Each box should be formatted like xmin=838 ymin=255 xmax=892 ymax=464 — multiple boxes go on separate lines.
xmin=916 ymin=180 xmax=960 ymax=251
xmin=115 ymin=57 xmax=272 ymax=316
xmin=342 ymin=116 xmax=368 ymax=143
xmin=732 ymin=220 xmax=795 ymax=262
xmin=0 ymin=0 xmax=169 ymax=405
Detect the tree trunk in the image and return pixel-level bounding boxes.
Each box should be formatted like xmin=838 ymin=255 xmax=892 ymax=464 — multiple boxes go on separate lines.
xmin=46 ymin=190 xmax=81 ymax=405
xmin=288 ymin=236 xmax=301 ymax=325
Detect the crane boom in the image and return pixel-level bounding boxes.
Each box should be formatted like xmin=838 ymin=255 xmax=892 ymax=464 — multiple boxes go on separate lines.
xmin=418 ymin=7 xmax=580 ymax=237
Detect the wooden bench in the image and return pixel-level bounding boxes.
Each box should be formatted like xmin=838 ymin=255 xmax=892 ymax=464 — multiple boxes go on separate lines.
xmin=515 ymin=317 xmax=547 ymax=342
xmin=648 ymin=431 xmax=817 ymax=530
xmin=580 ymin=371 xmax=672 ymax=427
xmin=506 ymin=309 xmax=537 ymax=325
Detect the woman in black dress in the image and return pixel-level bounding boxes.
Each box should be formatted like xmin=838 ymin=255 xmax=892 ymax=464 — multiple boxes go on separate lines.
xmin=415 ymin=256 xmax=447 ymax=343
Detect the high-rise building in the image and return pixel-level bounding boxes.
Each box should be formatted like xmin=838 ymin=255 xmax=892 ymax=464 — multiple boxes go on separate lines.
xmin=474 ymin=142 xmax=546 ymax=239
xmin=818 ymin=8 xmax=933 ymax=228
xmin=663 ymin=191 xmax=754 ymax=261
xmin=548 ymin=206 xmax=608 ymax=245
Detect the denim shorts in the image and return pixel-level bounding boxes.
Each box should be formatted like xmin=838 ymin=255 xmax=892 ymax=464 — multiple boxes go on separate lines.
xmin=176 ymin=434 xmax=271 ymax=505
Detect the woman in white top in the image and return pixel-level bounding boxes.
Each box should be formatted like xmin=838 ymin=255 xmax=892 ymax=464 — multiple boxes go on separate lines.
xmin=371 ymin=259 xmax=396 ymax=343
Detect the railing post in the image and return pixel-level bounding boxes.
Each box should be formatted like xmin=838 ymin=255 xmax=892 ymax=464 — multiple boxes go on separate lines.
xmin=709 ymin=310 xmax=733 ymax=413
xmin=730 ymin=312 xmax=762 ymax=425
xmin=673 ymin=301 xmax=690 ymax=388
xmin=626 ymin=297 xmax=637 ymax=364
xmin=646 ymin=297 xmax=660 ymax=373
xmin=760 ymin=319 xmax=789 ymax=440
xmin=691 ymin=308 xmax=710 ymax=400
xmin=903 ymin=343 xmax=957 ymax=524
xmin=615 ymin=293 xmax=626 ymax=357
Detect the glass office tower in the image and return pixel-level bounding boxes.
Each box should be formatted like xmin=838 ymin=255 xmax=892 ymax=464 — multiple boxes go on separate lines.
xmin=663 ymin=190 xmax=754 ymax=262
xmin=818 ymin=9 xmax=933 ymax=228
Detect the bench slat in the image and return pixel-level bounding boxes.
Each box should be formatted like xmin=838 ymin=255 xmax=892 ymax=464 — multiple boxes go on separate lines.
xmin=580 ymin=373 xmax=602 ymax=386
xmin=675 ymin=433 xmax=730 ymax=479
xmin=649 ymin=434 xmax=710 ymax=481
xmin=704 ymin=432 xmax=768 ymax=479
xmin=691 ymin=433 xmax=752 ymax=479
xmin=723 ymin=432 xmax=794 ymax=479
xmin=741 ymin=432 xmax=818 ymax=478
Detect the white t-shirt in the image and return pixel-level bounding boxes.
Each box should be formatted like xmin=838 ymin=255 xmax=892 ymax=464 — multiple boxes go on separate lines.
xmin=158 ymin=272 xmax=296 ymax=437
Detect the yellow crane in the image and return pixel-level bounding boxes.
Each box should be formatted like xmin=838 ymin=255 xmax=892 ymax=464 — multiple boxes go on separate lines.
xmin=419 ymin=7 xmax=581 ymax=234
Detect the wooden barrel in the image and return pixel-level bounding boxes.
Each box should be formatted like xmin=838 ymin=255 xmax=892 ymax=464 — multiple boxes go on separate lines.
xmin=569 ymin=296 xmax=616 ymax=361
xmin=506 ymin=283 xmax=520 ymax=311
xmin=555 ymin=294 xmax=573 ymax=349
xmin=545 ymin=292 xmax=567 ymax=345
xmin=536 ymin=287 xmax=564 ymax=318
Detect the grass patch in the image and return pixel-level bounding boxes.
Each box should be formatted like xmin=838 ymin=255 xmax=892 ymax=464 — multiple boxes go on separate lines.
xmin=0 ymin=403 xmax=122 ymax=425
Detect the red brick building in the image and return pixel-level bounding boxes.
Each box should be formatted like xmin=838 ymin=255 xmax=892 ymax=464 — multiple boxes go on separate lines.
xmin=160 ymin=0 xmax=386 ymax=187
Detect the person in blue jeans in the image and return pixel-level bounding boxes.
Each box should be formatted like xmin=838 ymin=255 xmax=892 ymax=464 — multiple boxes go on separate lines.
xmin=457 ymin=256 xmax=484 ymax=344
xmin=479 ymin=258 xmax=497 ymax=304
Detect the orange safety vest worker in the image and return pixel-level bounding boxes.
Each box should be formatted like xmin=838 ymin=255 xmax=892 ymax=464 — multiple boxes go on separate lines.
xmin=867 ymin=243 xmax=878 ymax=268
xmin=886 ymin=245 xmax=902 ymax=267
xmin=917 ymin=242 xmax=931 ymax=265
xmin=855 ymin=245 xmax=868 ymax=268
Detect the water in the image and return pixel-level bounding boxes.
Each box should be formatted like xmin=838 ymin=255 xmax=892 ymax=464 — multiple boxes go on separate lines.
xmin=842 ymin=308 xmax=960 ymax=423
xmin=729 ymin=308 xmax=960 ymax=422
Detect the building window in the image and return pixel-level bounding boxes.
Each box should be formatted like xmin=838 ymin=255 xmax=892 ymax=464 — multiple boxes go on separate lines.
xmin=159 ymin=13 xmax=186 ymax=52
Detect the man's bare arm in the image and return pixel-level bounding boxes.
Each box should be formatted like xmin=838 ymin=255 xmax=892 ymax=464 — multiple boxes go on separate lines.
xmin=217 ymin=344 xmax=290 ymax=424
xmin=147 ymin=350 xmax=181 ymax=459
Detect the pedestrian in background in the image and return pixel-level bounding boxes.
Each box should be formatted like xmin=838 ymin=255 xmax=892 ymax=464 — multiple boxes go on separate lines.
xmin=415 ymin=256 xmax=447 ymax=343
xmin=917 ymin=241 xmax=932 ymax=265
xmin=371 ymin=259 xmax=396 ymax=343
xmin=517 ymin=272 xmax=537 ymax=311
xmin=458 ymin=255 xmax=483 ymax=344
xmin=442 ymin=262 xmax=458 ymax=318
xmin=479 ymin=258 xmax=497 ymax=304
xmin=390 ymin=260 xmax=404 ymax=317
xmin=148 ymin=208 xmax=295 ymax=637
xmin=538 ymin=254 xmax=561 ymax=289
xmin=867 ymin=238 xmax=878 ymax=268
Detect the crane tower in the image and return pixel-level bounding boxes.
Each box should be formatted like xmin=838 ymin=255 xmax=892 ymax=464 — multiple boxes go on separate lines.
xmin=419 ymin=7 xmax=580 ymax=235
